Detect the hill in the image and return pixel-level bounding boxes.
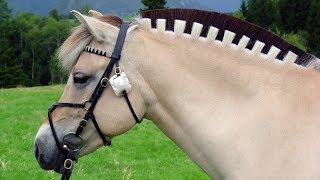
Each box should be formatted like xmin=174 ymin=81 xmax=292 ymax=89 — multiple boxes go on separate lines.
xmin=7 ymin=0 xmax=240 ymax=16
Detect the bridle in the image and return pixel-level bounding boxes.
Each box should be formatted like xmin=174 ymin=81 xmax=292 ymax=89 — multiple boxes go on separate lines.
xmin=47 ymin=22 xmax=141 ymax=180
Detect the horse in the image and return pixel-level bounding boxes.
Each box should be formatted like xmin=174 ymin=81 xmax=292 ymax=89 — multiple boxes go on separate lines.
xmin=34 ymin=8 xmax=320 ymax=179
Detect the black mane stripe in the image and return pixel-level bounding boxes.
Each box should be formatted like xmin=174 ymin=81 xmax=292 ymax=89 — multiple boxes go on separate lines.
xmin=140 ymin=8 xmax=314 ymax=65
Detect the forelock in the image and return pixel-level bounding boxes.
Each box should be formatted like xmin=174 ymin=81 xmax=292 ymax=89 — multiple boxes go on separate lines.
xmin=58 ymin=15 xmax=123 ymax=72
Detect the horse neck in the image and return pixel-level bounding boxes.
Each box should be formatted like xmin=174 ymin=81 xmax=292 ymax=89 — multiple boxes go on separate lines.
xmin=129 ymin=30 xmax=320 ymax=177
xmin=132 ymin=30 xmax=308 ymax=118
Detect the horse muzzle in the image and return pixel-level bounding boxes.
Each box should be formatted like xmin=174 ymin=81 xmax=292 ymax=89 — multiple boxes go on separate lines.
xmin=34 ymin=132 xmax=84 ymax=174
xmin=34 ymin=137 xmax=61 ymax=170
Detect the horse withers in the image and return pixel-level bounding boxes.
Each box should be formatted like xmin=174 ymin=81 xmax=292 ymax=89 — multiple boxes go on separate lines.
xmin=35 ymin=9 xmax=320 ymax=179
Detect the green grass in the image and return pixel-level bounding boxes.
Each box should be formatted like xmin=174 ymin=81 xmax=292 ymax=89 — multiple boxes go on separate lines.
xmin=0 ymin=85 xmax=209 ymax=179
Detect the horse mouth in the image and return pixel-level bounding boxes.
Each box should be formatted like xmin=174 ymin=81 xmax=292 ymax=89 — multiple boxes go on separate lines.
xmin=35 ymin=151 xmax=66 ymax=174
xmin=34 ymin=141 xmax=67 ymax=174
xmin=53 ymin=153 xmax=68 ymax=174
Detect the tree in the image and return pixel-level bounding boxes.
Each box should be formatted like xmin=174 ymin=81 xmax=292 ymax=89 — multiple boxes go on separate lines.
xmin=0 ymin=65 xmax=27 ymax=88
xmin=50 ymin=51 xmax=67 ymax=84
xmin=0 ymin=0 xmax=11 ymax=21
xmin=25 ymin=26 xmax=41 ymax=84
xmin=280 ymin=31 xmax=308 ymax=51
xmin=42 ymin=18 xmax=76 ymax=84
xmin=141 ymin=0 xmax=167 ymax=11
xmin=0 ymin=0 xmax=12 ymax=69
xmin=240 ymin=0 xmax=248 ymax=18
xmin=9 ymin=13 xmax=43 ymax=86
xmin=0 ymin=12 xmax=33 ymax=87
xmin=49 ymin=9 xmax=59 ymax=21
xmin=278 ymin=0 xmax=311 ymax=32
xmin=306 ymin=0 xmax=320 ymax=56
xmin=246 ymin=0 xmax=279 ymax=30
xmin=80 ymin=3 xmax=91 ymax=15
xmin=0 ymin=1 xmax=80 ymax=87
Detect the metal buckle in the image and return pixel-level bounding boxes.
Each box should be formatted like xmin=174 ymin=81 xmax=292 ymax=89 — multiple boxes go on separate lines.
xmin=100 ymin=77 xmax=109 ymax=87
xmin=64 ymin=159 xmax=73 ymax=170
xmin=79 ymin=119 xmax=88 ymax=128
xmin=115 ymin=67 xmax=121 ymax=75
xmin=83 ymin=100 xmax=91 ymax=111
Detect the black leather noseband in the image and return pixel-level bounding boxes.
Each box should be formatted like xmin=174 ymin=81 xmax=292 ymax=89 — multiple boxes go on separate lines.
xmin=47 ymin=22 xmax=141 ymax=180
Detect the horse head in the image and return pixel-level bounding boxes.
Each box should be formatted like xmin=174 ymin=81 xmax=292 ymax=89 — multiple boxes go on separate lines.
xmin=34 ymin=10 xmax=149 ymax=174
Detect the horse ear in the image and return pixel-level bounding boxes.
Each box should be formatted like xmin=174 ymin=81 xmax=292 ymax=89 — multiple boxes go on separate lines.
xmin=89 ymin=10 xmax=103 ymax=18
xmin=71 ymin=10 xmax=118 ymax=42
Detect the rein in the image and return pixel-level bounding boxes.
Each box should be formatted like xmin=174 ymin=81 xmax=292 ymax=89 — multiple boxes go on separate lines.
xmin=47 ymin=22 xmax=141 ymax=180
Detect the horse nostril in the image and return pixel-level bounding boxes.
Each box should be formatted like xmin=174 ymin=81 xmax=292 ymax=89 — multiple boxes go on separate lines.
xmin=34 ymin=143 xmax=39 ymax=160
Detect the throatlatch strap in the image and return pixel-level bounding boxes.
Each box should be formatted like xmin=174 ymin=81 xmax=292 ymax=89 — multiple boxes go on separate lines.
xmin=91 ymin=114 xmax=111 ymax=146
xmin=123 ymin=92 xmax=141 ymax=123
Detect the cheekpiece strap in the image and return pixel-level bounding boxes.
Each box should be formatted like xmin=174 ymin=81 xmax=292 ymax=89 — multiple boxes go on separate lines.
xmin=83 ymin=22 xmax=130 ymax=146
xmin=111 ymin=22 xmax=130 ymax=60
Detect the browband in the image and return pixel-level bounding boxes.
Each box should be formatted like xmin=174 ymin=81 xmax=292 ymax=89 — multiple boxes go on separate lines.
xmin=84 ymin=46 xmax=112 ymax=57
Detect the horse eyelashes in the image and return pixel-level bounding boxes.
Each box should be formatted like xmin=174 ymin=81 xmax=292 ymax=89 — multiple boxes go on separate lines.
xmin=73 ymin=73 xmax=90 ymax=84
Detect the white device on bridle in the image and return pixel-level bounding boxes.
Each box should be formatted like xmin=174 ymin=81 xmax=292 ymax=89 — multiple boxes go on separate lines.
xmin=109 ymin=72 xmax=132 ymax=96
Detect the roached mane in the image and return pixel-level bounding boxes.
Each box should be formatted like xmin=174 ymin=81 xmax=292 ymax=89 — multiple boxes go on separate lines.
xmin=140 ymin=8 xmax=318 ymax=68
xmin=59 ymin=9 xmax=320 ymax=72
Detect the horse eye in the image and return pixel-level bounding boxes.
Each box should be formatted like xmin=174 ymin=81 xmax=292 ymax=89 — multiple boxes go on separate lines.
xmin=73 ymin=73 xmax=90 ymax=84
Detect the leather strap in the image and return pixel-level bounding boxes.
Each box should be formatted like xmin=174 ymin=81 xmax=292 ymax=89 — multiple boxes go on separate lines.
xmin=123 ymin=92 xmax=141 ymax=123
xmin=90 ymin=113 xmax=111 ymax=146
xmin=48 ymin=103 xmax=85 ymax=153
xmin=83 ymin=22 xmax=130 ymax=146
xmin=61 ymin=149 xmax=77 ymax=180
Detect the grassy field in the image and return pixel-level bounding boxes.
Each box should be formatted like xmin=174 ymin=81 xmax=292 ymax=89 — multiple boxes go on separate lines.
xmin=0 ymin=85 xmax=209 ymax=179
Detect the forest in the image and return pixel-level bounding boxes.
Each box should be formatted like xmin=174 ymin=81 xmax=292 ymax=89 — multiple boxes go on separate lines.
xmin=0 ymin=0 xmax=319 ymax=88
